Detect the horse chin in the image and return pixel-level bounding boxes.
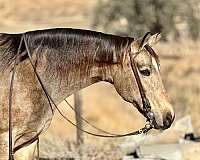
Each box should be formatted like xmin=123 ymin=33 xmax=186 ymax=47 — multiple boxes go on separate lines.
xmin=152 ymin=121 xmax=172 ymax=130
xmin=153 ymin=112 xmax=174 ymax=130
xmin=132 ymin=102 xmax=173 ymax=131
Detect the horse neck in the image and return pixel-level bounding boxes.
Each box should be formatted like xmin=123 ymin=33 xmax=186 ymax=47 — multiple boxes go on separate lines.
xmin=31 ymin=32 xmax=130 ymax=105
xmin=42 ymin=59 xmax=114 ymax=105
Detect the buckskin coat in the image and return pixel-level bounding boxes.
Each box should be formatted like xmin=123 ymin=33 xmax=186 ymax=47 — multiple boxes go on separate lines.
xmin=0 ymin=28 xmax=174 ymax=159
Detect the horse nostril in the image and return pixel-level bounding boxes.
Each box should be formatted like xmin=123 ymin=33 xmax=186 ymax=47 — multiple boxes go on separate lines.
xmin=163 ymin=112 xmax=173 ymax=129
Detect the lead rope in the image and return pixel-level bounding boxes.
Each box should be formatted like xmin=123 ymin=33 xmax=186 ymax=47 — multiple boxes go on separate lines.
xmin=8 ymin=58 xmax=15 ymax=160
xmin=8 ymin=38 xmax=23 ymax=160
xmin=36 ymin=137 xmax=40 ymax=160
xmin=23 ymin=33 xmax=152 ymax=138
xmin=64 ymin=99 xmax=118 ymax=136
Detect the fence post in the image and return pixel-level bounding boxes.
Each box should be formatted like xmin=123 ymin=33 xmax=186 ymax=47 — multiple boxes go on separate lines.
xmin=74 ymin=92 xmax=84 ymax=146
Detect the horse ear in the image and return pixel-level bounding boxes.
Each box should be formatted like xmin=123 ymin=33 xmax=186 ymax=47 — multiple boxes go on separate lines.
xmin=147 ymin=33 xmax=161 ymax=47
xmin=131 ymin=32 xmax=161 ymax=53
xmin=131 ymin=32 xmax=152 ymax=53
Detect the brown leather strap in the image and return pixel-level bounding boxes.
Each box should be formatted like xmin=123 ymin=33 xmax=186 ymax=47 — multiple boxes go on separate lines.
xmin=128 ymin=42 xmax=157 ymax=124
xmin=128 ymin=51 xmax=152 ymax=119
xmin=8 ymin=37 xmax=23 ymax=160
xmin=8 ymin=61 xmax=15 ymax=160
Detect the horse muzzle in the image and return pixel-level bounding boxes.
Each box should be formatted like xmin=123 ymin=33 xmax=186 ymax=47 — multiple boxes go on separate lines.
xmin=151 ymin=111 xmax=175 ymax=130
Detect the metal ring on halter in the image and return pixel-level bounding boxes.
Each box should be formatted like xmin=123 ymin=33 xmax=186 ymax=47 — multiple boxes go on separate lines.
xmin=146 ymin=111 xmax=155 ymax=121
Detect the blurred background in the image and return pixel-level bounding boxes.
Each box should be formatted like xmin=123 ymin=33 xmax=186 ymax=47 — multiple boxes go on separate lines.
xmin=1 ymin=0 xmax=200 ymax=159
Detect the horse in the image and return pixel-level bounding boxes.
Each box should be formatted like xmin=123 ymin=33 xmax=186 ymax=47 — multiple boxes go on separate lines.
xmin=0 ymin=28 xmax=175 ymax=160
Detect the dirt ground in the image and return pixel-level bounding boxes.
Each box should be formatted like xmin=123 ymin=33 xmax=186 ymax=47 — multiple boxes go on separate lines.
xmin=1 ymin=0 xmax=200 ymax=159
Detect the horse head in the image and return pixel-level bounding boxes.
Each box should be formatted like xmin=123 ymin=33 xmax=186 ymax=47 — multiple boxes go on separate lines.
xmin=112 ymin=32 xmax=175 ymax=130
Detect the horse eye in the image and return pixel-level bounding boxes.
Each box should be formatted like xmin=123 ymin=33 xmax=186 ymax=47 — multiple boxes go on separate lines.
xmin=139 ymin=68 xmax=151 ymax=76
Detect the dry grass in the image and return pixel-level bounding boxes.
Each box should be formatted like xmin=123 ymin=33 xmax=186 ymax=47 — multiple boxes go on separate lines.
xmin=39 ymin=136 xmax=123 ymax=160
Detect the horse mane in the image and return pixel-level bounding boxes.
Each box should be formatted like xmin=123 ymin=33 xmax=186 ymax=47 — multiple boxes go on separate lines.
xmin=0 ymin=28 xmax=160 ymax=80
xmin=0 ymin=28 xmax=134 ymax=73
xmin=24 ymin=28 xmax=134 ymax=63
xmin=0 ymin=33 xmax=25 ymax=71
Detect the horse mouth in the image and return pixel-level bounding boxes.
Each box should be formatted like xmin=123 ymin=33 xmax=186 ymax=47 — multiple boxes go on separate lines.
xmin=150 ymin=111 xmax=174 ymax=130
xmin=153 ymin=123 xmax=171 ymax=130
xmin=132 ymin=101 xmax=174 ymax=131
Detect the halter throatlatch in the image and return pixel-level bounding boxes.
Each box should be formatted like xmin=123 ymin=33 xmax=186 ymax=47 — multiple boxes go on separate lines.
xmin=7 ymin=34 xmax=155 ymax=159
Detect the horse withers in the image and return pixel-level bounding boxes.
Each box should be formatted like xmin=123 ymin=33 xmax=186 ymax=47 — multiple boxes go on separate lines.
xmin=0 ymin=28 xmax=174 ymax=159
